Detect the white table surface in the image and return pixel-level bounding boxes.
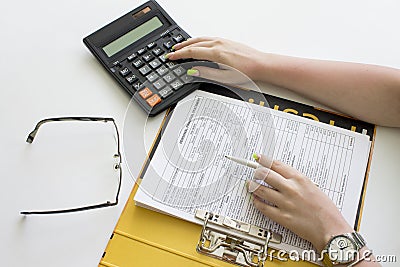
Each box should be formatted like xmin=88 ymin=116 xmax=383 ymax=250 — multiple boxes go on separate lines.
xmin=1 ymin=0 xmax=399 ymax=266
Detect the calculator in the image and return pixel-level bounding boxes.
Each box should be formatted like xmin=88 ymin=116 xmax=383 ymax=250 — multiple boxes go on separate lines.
xmin=83 ymin=0 xmax=213 ymax=116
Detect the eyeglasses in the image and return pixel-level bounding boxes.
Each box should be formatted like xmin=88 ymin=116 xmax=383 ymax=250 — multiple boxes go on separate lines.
xmin=20 ymin=117 xmax=122 ymax=215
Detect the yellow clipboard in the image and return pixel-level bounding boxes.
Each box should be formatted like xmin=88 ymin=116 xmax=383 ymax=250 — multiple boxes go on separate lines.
xmin=99 ymin=171 xmax=312 ymax=267
xmin=99 ymin=87 xmax=375 ymax=267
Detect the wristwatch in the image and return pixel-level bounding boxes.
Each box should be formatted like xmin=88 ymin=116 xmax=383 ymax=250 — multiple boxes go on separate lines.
xmin=322 ymin=232 xmax=366 ymax=266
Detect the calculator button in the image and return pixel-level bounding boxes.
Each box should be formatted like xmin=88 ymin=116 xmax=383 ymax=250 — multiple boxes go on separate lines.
xmin=146 ymin=72 xmax=159 ymax=83
xmin=125 ymin=74 xmax=138 ymax=84
xmin=163 ymin=40 xmax=175 ymax=49
xmin=119 ymin=67 xmax=131 ymax=77
xmin=156 ymin=65 xmax=169 ymax=76
xmin=132 ymin=59 xmax=144 ymax=68
xmin=152 ymin=47 xmax=164 ymax=56
xmin=149 ymin=59 xmax=162 ymax=69
xmin=170 ymin=80 xmax=183 ymax=90
xmin=163 ymin=73 xmax=176 ymax=83
xmin=127 ymin=53 xmax=137 ymax=62
xmin=138 ymin=87 xmax=153 ymax=99
xmin=153 ymin=79 xmax=166 ymax=90
xmin=180 ymin=74 xmax=193 ymax=83
xmin=137 ymin=47 xmax=146 ymax=55
xmin=159 ymin=54 xmax=168 ymax=63
xmin=143 ymin=53 xmax=154 ymax=62
xmin=159 ymin=86 xmax=173 ymax=99
xmin=112 ymin=60 xmax=122 ymax=67
xmin=166 ymin=61 xmax=177 ymax=69
xmin=173 ymin=66 xmax=185 ymax=76
xmin=146 ymin=94 xmax=162 ymax=107
xmin=132 ymin=81 xmax=142 ymax=91
xmin=173 ymin=34 xmax=184 ymax=43
xmin=147 ymin=42 xmax=156 ymax=49
xmin=139 ymin=65 xmax=152 ymax=76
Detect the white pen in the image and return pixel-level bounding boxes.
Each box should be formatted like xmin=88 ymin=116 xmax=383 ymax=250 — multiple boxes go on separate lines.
xmin=225 ymin=154 xmax=320 ymax=187
xmin=224 ymin=155 xmax=260 ymax=169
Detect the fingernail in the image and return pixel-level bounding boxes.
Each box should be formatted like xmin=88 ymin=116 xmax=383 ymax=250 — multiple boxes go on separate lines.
xmin=252 ymin=153 xmax=260 ymax=161
xmin=172 ymin=44 xmax=177 ymax=50
xmin=245 ymin=180 xmax=250 ymax=190
xmin=187 ymin=69 xmax=199 ymax=76
xmin=164 ymin=53 xmax=172 ymax=59
xmin=246 ymin=180 xmax=259 ymax=193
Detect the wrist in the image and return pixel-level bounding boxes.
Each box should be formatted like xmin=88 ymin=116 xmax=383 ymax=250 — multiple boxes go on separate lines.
xmin=250 ymin=52 xmax=274 ymax=81
xmin=312 ymin=221 xmax=353 ymax=253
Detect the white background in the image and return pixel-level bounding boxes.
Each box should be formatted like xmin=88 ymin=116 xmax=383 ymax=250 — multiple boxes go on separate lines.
xmin=1 ymin=0 xmax=399 ymax=266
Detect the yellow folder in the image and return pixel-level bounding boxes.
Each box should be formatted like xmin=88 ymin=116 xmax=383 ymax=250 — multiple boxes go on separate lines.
xmin=99 ymin=182 xmax=310 ymax=267
xmin=99 ymin=88 xmax=375 ymax=267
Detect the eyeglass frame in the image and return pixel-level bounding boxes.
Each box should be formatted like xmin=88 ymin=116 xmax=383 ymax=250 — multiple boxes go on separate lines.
xmin=20 ymin=117 xmax=122 ymax=215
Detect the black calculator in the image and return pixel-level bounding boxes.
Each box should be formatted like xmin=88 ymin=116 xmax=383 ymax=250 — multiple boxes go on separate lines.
xmin=83 ymin=0 xmax=211 ymax=116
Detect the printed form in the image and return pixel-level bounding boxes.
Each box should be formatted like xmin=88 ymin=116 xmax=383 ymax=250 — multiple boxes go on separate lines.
xmin=134 ymin=90 xmax=371 ymax=254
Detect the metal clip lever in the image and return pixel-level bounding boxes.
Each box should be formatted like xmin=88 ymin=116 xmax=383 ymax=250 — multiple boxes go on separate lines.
xmin=195 ymin=210 xmax=282 ymax=267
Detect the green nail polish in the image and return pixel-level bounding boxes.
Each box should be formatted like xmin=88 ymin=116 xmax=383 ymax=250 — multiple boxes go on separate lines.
xmin=187 ymin=69 xmax=199 ymax=76
xmin=164 ymin=53 xmax=170 ymax=59
xmin=252 ymin=153 xmax=259 ymax=161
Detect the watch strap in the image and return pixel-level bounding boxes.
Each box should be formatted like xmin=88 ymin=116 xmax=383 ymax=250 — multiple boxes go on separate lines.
xmin=349 ymin=232 xmax=366 ymax=250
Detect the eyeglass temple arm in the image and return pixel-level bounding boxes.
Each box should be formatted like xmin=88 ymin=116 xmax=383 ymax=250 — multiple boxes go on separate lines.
xmin=20 ymin=201 xmax=119 ymax=215
xmin=26 ymin=117 xmax=115 ymax=143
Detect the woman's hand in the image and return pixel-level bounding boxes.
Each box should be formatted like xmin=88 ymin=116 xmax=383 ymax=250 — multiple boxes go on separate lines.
xmin=249 ymin=154 xmax=353 ymax=252
xmin=168 ymin=37 xmax=266 ymax=81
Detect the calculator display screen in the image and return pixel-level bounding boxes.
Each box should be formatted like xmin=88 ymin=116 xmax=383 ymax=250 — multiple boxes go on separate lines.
xmin=102 ymin=16 xmax=163 ymax=57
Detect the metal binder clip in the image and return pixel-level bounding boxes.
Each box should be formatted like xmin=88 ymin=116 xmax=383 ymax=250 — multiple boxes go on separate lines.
xmin=195 ymin=210 xmax=282 ymax=267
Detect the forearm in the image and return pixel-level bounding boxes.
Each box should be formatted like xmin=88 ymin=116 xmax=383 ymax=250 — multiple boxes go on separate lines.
xmin=254 ymin=53 xmax=400 ymax=127
xmin=171 ymin=37 xmax=400 ymax=126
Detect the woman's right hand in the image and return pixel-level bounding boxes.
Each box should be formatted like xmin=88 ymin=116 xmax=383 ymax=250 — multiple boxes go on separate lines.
xmin=249 ymin=154 xmax=354 ymax=253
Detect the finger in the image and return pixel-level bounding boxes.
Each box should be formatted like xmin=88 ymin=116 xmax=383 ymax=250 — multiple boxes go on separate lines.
xmin=175 ymin=40 xmax=216 ymax=50
xmin=252 ymin=196 xmax=281 ymax=222
xmin=253 ymin=167 xmax=289 ymax=191
xmin=187 ymin=66 xmax=248 ymax=85
xmin=248 ymin=181 xmax=283 ymax=206
xmin=253 ymin=153 xmax=273 ymax=168
xmin=270 ymin=160 xmax=301 ymax=179
xmin=255 ymin=154 xmax=300 ymax=179
xmin=173 ymin=36 xmax=215 ymax=50
xmin=167 ymin=47 xmax=213 ymax=61
xmin=166 ymin=46 xmax=223 ymax=62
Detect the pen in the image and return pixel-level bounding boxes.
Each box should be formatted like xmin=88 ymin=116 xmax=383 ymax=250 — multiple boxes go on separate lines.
xmin=224 ymin=155 xmax=260 ymax=169
xmin=224 ymin=154 xmax=320 ymax=187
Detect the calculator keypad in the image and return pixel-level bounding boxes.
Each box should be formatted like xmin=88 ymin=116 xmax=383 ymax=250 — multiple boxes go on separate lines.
xmin=114 ymin=29 xmax=195 ymax=111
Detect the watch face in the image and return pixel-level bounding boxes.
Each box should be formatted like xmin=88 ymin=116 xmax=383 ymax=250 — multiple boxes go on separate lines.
xmin=328 ymin=235 xmax=357 ymax=263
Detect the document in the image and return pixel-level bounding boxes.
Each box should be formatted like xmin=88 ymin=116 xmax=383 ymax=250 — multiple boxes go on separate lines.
xmin=134 ymin=90 xmax=371 ymax=255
